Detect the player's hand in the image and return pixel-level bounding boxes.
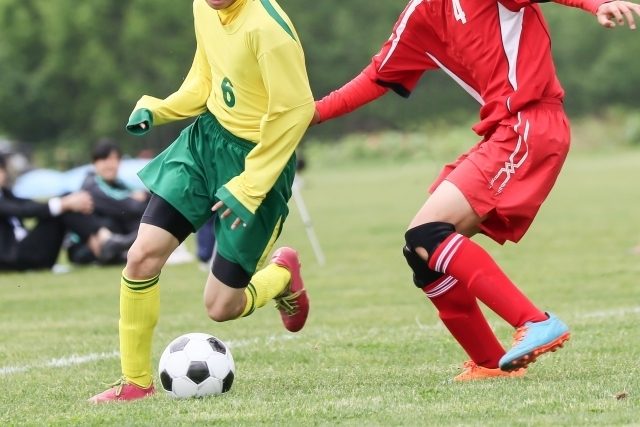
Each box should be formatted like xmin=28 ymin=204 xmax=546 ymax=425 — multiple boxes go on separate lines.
xmin=596 ymin=0 xmax=640 ymax=29
xmin=211 ymin=200 xmax=245 ymax=230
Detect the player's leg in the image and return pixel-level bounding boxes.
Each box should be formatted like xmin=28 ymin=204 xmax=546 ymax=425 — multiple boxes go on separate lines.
xmin=203 ymin=248 xmax=302 ymax=325
xmin=403 ymin=187 xmax=514 ymax=378
xmin=420 ymin=212 xmax=569 ymax=372
xmin=204 ymin=210 xmax=308 ymax=332
xmin=89 ymin=114 xmax=228 ymax=403
xmin=202 ymin=115 xmax=307 ymax=331
xmin=118 ymin=195 xmax=191 ymax=382
xmin=405 ymin=181 xmax=547 ymax=377
xmin=408 ymin=180 xmax=548 ymax=328
xmin=407 ymin=107 xmax=571 ymax=372
xmin=89 ymin=195 xmax=192 ymax=403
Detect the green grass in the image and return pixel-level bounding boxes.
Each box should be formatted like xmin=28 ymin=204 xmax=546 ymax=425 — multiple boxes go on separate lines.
xmin=1 ymin=145 xmax=640 ymax=426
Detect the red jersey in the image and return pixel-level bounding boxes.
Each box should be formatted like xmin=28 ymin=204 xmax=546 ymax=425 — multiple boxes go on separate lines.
xmin=362 ymin=0 xmax=599 ymax=136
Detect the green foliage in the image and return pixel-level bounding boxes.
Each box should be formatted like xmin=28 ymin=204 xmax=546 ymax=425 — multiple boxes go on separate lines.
xmin=1 ymin=149 xmax=640 ymax=425
xmin=544 ymin=6 xmax=640 ymax=115
xmin=1 ymin=1 xmax=640 ymax=163
xmin=301 ymin=108 xmax=640 ymax=172
xmin=0 ymin=0 xmax=191 ymax=160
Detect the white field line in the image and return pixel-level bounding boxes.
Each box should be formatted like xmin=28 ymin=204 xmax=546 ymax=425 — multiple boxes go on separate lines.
xmin=0 ymin=351 xmax=119 ymax=376
xmin=579 ymin=306 xmax=640 ymax=319
xmin=0 ymin=334 xmax=297 ymax=377
xmin=2 ymin=306 xmax=639 ymax=377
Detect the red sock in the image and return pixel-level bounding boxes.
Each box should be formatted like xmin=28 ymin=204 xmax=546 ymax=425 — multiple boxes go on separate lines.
xmin=429 ymin=234 xmax=546 ymax=327
xmin=423 ymin=276 xmax=505 ymax=368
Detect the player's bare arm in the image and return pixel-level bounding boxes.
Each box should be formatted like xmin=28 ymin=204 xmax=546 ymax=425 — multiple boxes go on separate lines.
xmin=595 ymin=0 xmax=640 ymax=28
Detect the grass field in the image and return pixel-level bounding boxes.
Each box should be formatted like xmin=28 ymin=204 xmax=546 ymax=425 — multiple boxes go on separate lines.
xmin=1 ymin=144 xmax=639 ymax=426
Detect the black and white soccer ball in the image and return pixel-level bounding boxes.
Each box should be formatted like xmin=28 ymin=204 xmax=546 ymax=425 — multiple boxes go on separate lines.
xmin=158 ymin=333 xmax=235 ymax=398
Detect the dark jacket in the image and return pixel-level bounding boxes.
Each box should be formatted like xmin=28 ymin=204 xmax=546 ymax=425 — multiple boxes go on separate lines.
xmin=0 ymin=187 xmax=53 ymax=265
xmin=81 ymin=172 xmax=147 ymax=233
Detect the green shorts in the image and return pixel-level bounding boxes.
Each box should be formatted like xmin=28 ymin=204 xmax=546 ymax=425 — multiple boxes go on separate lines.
xmin=138 ymin=112 xmax=296 ymax=274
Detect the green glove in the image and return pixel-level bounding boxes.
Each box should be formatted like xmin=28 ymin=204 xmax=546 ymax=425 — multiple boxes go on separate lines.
xmin=126 ymin=109 xmax=153 ymax=136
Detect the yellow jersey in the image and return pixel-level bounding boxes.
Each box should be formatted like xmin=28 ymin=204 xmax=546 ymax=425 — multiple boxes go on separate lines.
xmin=131 ymin=0 xmax=314 ymax=216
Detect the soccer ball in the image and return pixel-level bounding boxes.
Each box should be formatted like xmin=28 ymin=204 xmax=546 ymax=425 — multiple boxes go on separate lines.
xmin=158 ymin=332 xmax=235 ymax=398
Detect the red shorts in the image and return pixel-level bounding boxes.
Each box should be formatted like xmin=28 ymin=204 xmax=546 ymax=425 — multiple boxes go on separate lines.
xmin=430 ymin=101 xmax=570 ymax=244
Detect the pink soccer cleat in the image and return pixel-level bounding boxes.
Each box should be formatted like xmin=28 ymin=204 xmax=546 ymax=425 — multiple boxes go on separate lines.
xmin=88 ymin=377 xmax=155 ymax=404
xmin=271 ymin=247 xmax=310 ymax=332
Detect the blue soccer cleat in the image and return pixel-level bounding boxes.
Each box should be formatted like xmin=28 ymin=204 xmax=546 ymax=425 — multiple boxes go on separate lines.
xmin=499 ymin=312 xmax=570 ymax=371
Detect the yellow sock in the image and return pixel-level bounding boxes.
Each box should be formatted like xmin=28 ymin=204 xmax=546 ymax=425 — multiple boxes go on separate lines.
xmin=241 ymin=263 xmax=290 ymax=317
xmin=119 ymin=273 xmax=160 ymax=388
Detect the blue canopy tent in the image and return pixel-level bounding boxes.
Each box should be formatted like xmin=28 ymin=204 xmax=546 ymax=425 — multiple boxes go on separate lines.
xmin=13 ymin=159 xmax=150 ymax=199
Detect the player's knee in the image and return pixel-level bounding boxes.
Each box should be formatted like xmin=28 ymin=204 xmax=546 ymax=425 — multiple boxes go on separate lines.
xmin=402 ymin=222 xmax=455 ymax=287
xmin=205 ymin=299 xmax=239 ymax=323
xmin=125 ymin=241 xmax=163 ymax=278
xmin=402 ymin=244 xmax=444 ymax=287
xmin=404 ymin=222 xmax=456 ymax=259
xmin=205 ymin=306 xmax=231 ymax=323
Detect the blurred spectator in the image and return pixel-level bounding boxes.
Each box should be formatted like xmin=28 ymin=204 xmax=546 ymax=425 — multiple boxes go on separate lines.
xmin=0 ymin=142 xmax=32 ymax=187
xmin=196 ymin=216 xmax=216 ymax=267
xmin=67 ymin=138 xmax=148 ymax=264
xmin=0 ymin=155 xmax=130 ymax=271
xmin=295 ymin=147 xmax=307 ymax=174
xmin=84 ymin=139 xmax=150 ymax=232
xmin=136 ymin=148 xmax=155 ymax=159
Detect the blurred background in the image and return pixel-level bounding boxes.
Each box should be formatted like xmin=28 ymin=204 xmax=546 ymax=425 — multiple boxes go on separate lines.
xmin=1 ymin=0 xmax=639 ymax=170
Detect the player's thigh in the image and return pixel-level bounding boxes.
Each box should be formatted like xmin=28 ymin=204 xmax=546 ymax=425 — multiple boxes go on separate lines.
xmin=409 ymin=180 xmax=483 ymax=235
xmin=126 ymin=223 xmax=180 ymax=278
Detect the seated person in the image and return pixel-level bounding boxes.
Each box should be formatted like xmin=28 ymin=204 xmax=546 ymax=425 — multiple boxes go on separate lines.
xmin=68 ymin=139 xmax=148 ymax=264
xmin=0 ymin=155 xmax=130 ymax=271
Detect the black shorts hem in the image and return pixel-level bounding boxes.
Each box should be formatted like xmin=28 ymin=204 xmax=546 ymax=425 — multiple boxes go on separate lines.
xmin=141 ymin=194 xmax=194 ymax=243
xmin=212 ymin=253 xmax=251 ymax=288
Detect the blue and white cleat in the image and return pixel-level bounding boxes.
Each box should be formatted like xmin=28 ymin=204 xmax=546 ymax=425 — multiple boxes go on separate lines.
xmin=499 ymin=312 xmax=570 ymax=371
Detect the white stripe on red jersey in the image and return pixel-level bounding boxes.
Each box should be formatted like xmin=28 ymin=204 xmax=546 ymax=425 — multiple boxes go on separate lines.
xmin=363 ymin=0 xmax=564 ymax=136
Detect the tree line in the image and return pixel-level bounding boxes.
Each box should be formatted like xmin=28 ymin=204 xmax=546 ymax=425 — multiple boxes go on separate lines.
xmin=1 ymin=0 xmax=638 ymax=163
